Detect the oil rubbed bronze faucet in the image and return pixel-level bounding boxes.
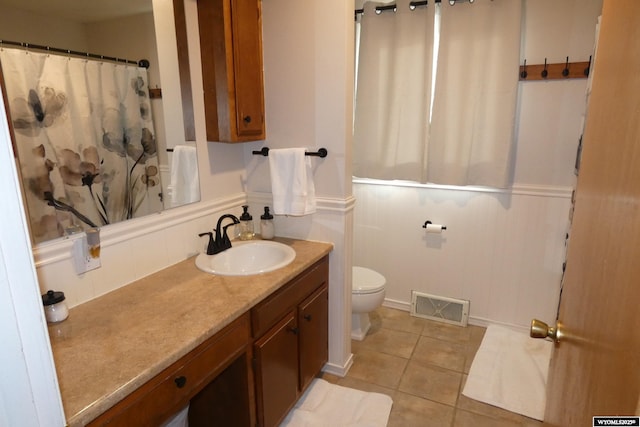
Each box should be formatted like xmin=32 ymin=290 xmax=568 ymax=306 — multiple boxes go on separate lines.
xmin=198 ymin=214 xmax=240 ymax=255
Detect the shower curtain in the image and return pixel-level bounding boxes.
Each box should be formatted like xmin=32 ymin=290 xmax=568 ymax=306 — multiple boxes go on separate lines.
xmin=0 ymin=48 xmax=160 ymax=243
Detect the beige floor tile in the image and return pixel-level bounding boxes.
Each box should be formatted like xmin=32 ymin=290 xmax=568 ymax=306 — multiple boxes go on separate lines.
xmin=346 ymin=349 xmax=408 ymax=389
xmin=335 ymin=376 xmax=395 ymax=396
xmin=398 ymin=360 xmax=462 ymax=406
xmin=421 ymin=319 xmax=475 ymax=343
xmin=336 ymin=308 xmax=540 ymax=426
xmin=387 ymin=391 xmax=455 ymax=427
xmin=352 ymin=327 xmax=419 ymax=359
xmin=376 ymin=306 xmax=427 ymax=335
xmin=453 ymin=409 xmax=522 ymax=427
xmin=412 ymin=335 xmax=466 ymax=372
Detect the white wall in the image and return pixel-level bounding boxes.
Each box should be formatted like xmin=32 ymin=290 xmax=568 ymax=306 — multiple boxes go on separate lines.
xmin=247 ymin=0 xmax=355 ymax=375
xmin=354 ymin=0 xmax=603 ymax=329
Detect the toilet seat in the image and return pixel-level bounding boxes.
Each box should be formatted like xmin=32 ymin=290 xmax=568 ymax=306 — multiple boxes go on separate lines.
xmin=352 ymin=266 xmax=386 ymax=295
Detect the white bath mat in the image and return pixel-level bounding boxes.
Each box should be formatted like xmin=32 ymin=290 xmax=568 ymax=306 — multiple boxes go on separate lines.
xmin=463 ymin=325 xmax=553 ymax=421
xmin=280 ymin=378 xmax=393 ymax=427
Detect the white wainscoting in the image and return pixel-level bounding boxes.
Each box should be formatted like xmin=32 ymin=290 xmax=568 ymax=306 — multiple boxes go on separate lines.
xmin=34 ymin=193 xmax=247 ymax=308
xmin=353 ymin=181 xmax=572 ymax=329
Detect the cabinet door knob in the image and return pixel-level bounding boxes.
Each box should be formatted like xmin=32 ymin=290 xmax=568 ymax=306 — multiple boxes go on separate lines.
xmin=243 ymin=115 xmax=252 ymax=124
xmin=304 ymin=314 xmax=312 ymax=321
xmin=174 ymin=376 xmax=187 ymax=388
xmin=288 ymin=326 xmax=299 ymax=335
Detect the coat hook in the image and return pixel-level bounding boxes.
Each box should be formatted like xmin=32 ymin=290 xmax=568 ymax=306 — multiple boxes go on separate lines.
xmin=520 ymin=59 xmax=528 ymax=79
xmin=541 ymin=58 xmax=548 ymax=79
xmin=562 ymin=56 xmax=570 ymax=77
xmin=584 ymin=55 xmax=592 ymax=77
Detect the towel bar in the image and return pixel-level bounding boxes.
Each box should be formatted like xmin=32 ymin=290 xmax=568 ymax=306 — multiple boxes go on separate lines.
xmin=252 ymin=147 xmax=328 ymax=158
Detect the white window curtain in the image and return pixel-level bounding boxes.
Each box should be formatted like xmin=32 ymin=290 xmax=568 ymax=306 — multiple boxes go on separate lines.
xmin=428 ymin=0 xmax=522 ymax=188
xmin=353 ymin=0 xmax=435 ymax=183
xmin=353 ymin=0 xmax=522 ymax=188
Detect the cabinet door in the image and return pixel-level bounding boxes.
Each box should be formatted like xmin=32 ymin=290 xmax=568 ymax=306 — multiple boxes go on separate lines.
xmin=298 ymin=284 xmax=329 ymax=392
xmin=197 ymin=0 xmax=265 ymax=142
xmin=254 ymin=312 xmax=299 ymax=427
xmin=230 ymin=0 xmax=265 ymax=139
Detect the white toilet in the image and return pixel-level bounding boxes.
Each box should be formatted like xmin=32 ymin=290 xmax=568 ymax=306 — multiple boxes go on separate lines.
xmin=351 ymin=266 xmax=386 ymax=341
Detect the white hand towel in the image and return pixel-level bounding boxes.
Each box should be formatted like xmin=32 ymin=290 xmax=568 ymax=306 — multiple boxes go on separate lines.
xmin=170 ymin=145 xmax=200 ymax=206
xmin=268 ymin=148 xmax=316 ymax=216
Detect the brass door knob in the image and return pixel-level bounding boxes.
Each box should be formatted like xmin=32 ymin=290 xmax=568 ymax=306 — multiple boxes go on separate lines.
xmin=530 ymin=319 xmax=563 ymax=342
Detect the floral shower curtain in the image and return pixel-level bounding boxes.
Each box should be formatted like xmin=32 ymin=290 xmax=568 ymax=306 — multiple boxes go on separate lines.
xmin=0 ymin=48 xmax=160 ymax=243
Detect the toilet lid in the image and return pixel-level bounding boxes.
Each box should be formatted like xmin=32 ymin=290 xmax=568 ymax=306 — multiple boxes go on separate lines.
xmin=352 ymin=266 xmax=386 ymax=294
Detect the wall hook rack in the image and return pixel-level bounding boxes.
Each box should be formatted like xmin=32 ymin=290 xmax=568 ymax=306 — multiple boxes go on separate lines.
xmin=252 ymin=147 xmax=328 ymax=158
xmin=519 ymin=58 xmax=592 ymax=81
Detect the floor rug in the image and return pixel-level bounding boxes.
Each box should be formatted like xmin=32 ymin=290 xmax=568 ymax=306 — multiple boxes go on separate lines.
xmin=280 ymin=378 xmax=393 ymax=427
xmin=463 ymin=324 xmax=553 ymax=420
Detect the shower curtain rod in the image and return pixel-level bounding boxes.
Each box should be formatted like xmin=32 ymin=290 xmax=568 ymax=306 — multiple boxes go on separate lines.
xmin=0 ymin=39 xmax=150 ymax=68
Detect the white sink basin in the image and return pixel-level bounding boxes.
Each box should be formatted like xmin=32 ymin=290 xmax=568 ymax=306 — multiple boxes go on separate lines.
xmin=195 ymin=240 xmax=296 ymax=276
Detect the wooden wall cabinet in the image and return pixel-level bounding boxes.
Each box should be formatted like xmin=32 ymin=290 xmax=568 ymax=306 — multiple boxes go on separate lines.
xmin=252 ymin=257 xmax=329 ymax=427
xmin=197 ymin=0 xmax=266 ymax=142
xmin=87 ymin=313 xmax=254 ymax=427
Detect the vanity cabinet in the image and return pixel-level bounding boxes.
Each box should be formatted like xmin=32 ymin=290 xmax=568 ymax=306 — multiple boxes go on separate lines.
xmin=87 ymin=313 xmax=254 ymax=427
xmin=197 ymin=0 xmax=266 ymax=142
xmin=251 ymin=257 xmax=329 ymax=427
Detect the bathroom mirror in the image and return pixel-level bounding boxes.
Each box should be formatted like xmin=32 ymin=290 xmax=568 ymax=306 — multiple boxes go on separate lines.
xmin=0 ymin=0 xmax=200 ymax=244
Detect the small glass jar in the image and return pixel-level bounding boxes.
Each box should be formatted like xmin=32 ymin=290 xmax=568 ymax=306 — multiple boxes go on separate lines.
xmin=260 ymin=206 xmax=275 ymax=240
xmin=42 ymin=290 xmax=69 ymax=323
xmin=238 ymin=205 xmax=255 ymax=241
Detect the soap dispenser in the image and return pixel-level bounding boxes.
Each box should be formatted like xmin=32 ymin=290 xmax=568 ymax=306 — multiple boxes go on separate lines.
xmin=238 ymin=205 xmax=255 ymax=240
xmin=260 ymin=206 xmax=275 ymax=240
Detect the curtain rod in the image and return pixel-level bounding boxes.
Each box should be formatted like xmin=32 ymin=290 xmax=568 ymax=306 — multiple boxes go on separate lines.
xmin=0 ymin=39 xmax=149 ymax=68
xmin=355 ymin=1 xmax=433 ymax=18
xmin=355 ymin=0 xmax=475 ymax=18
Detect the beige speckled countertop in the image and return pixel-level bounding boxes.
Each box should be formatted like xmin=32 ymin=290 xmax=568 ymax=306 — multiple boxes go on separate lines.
xmin=47 ymin=238 xmax=333 ymax=426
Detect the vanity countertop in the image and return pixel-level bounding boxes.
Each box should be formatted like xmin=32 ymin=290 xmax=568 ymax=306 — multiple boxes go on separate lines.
xmin=47 ymin=237 xmax=333 ymax=427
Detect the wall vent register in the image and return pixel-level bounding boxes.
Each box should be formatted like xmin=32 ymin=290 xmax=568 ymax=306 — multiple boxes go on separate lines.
xmin=410 ymin=291 xmax=469 ymax=326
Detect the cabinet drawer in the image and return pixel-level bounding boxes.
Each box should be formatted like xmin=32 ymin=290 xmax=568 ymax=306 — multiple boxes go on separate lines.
xmin=88 ymin=313 xmax=251 ymax=427
xmin=252 ymin=257 xmax=328 ymax=338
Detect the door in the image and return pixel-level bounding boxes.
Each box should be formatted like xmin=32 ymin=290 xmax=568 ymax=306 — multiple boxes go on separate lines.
xmin=542 ymin=1 xmax=640 ymax=425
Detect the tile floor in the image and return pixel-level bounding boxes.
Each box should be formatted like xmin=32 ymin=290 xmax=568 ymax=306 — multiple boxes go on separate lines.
xmin=320 ymin=306 xmax=543 ymax=427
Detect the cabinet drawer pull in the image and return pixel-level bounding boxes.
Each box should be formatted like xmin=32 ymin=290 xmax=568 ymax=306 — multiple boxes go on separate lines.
xmin=304 ymin=314 xmax=312 ymax=321
xmin=243 ymin=115 xmax=252 ymax=124
xmin=287 ymin=327 xmax=299 ymax=335
xmin=174 ymin=376 xmax=187 ymax=388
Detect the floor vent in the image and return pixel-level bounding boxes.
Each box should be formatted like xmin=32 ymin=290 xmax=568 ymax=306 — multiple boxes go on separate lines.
xmin=410 ymin=291 xmax=470 ymax=327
